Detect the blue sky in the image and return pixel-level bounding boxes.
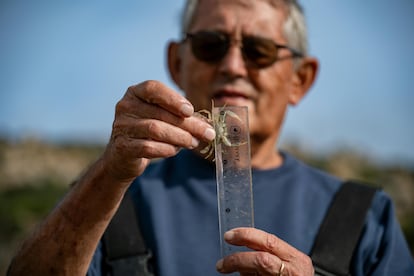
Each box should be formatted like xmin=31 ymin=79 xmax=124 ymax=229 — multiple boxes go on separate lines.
xmin=1 ymin=0 xmax=413 ymax=165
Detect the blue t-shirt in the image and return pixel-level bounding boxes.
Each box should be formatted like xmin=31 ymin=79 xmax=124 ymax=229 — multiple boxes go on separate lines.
xmin=88 ymin=150 xmax=414 ymax=275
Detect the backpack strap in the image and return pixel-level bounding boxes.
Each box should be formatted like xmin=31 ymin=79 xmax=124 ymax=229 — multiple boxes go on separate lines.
xmin=102 ymin=192 xmax=154 ymax=276
xmin=311 ymin=181 xmax=378 ymax=276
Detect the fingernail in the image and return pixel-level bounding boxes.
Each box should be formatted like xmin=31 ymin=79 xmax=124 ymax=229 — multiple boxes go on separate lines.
xmin=224 ymin=230 xmax=235 ymax=241
xmin=216 ymin=259 xmax=224 ymax=271
xmin=204 ymin=127 xmax=216 ymax=141
xmin=180 ymin=103 xmax=194 ymax=117
xmin=191 ymin=137 xmax=199 ymax=149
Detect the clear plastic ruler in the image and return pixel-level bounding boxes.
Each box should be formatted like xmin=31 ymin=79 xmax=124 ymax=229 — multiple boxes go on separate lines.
xmin=213 ymin=105 xmax=254 ymax=258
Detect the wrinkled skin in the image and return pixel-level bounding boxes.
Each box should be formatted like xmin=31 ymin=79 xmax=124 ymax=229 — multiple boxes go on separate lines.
xmin=102 ymin=81 xmax=216 ymax=185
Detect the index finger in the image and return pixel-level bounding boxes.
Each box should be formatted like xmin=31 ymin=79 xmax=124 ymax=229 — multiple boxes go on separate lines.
xmin=129 ymin=80 xmax=194 ymax=118
xmin=224 ymin=227 xmax=299 ymax=261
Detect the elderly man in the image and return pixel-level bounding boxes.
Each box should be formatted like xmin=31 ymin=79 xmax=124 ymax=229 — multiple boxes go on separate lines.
xmin=8 ymin=0 xmax=414 ymax=275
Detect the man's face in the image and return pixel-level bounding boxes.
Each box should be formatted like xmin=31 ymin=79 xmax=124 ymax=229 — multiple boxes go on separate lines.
xmin=174 ymin=0 xmax=301 ymax=142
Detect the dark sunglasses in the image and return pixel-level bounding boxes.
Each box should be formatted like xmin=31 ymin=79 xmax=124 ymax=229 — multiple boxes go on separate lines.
xmin=184 ymin=30 xmax=303 ymax=68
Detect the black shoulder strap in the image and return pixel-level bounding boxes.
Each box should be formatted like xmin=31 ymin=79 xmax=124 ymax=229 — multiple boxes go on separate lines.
xmin=102 ymin=192 xmax=154 ymax=276
xmin=311 ymin=181 xmax=377 ymax=276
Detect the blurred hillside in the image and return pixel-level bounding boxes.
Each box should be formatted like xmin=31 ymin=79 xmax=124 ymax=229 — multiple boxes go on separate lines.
xmin=0 ymin=137 xmax=104 ymax=274
xmin=0 ymin=138 xmax=413 ymax=274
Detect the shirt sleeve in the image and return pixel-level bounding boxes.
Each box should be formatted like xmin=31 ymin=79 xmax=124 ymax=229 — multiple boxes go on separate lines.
xmin=87 ymin=241 xmax=104 ymax=276
xmin=352 ymin=190 xmax=414 ymax=275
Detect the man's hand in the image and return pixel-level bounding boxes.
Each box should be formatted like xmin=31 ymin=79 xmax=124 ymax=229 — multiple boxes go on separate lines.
xmin=216 ymin=227 xmax=314 ymax=275
xmin=101 ymin=80 xmax=216 ymax=185
xmin=7 ymin=80 xmax=216 ymax=276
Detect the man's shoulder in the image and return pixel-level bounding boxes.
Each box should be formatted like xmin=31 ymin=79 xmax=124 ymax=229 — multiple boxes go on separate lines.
xmin=280 ymin=151 xmax=343 ymax=193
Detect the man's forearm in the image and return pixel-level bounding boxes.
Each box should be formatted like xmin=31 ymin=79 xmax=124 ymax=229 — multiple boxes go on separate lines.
xmin=7 ymin=158 xmax=130 ymax=275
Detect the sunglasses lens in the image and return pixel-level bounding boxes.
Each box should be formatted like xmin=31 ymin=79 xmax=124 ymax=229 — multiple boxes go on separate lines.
xmin=243 ymin=36 xmax=278 ymax=68
xmin=187 ymin=32 xmax=282 ymax=68
xmin=190 ymin=31 xmax=228 ymax=63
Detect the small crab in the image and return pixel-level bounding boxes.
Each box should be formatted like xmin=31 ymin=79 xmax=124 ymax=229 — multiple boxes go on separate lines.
xmin=195 ymin=101 xmax=246 ymax=160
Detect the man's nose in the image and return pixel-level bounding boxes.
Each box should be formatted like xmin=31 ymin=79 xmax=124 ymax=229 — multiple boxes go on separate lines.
xmin=217 ymin=44 xmax=248 ymax=78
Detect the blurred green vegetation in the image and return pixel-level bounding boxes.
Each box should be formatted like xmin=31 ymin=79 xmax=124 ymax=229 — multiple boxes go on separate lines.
xmin=0 ymin=138 xmax=103 ymax=274
xmin=0 ymin=180 xmax=67 ymax=241
xmin=0 ymin=139 xmax=413 ymax=274
xmin=0 ymin=181 xmax=69 ymax=274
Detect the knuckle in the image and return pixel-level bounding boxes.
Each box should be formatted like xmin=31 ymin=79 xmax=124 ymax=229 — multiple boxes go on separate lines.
xmin=136 ymin=140 xmax=176 ymax=158
xmin=115 ymin=99 xmax=128 ymax=113
xmin=111 ymin=122 xmax=129 ymax=141
xmin=109 ymin=137 xmax=130 ymax=159
xmin=125 ymin=85 xmax=135 ymax=95
xmin=113 ymin=136 xmax=128 ymax=151
xmin=136 ymin=140 xmax=153 ymax=156
xmin=126 ymin=81 xmax=161 ymax=104
xmin=303 ymin=255 xmax=312 ymax=267
xmin=111 ymin=119 xmax=124 ymax=131
xmin=255 ymin=252 xmax=276 ymax=271
xmin=140 ymin=80 xmax=159 ymax=90
xmin=265 ymin=233 xmax=279 ymax=252
xmin=287 ymin=255 xmax=314 ymax=276
xmin=146 ymin=120 xmax=160 ymax=136
xmin=302 ymin=255 xmax=314 ymax=275
xmin=139 ymin=80 xmax=160 ymax=100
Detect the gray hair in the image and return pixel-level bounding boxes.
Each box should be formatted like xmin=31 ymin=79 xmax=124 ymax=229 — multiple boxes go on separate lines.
xmin=180 ymin=0 xmax=308 ymax=57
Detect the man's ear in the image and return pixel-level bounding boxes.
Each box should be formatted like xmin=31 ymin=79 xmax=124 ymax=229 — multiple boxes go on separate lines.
xmin=289 ymin=57 xmax=319 ymax=106
xmin=167 ymin=41 xmax=182 ymax=89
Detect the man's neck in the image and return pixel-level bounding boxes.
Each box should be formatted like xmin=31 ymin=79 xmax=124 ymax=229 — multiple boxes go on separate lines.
xmin=250 ymin=135 xmax=283 ymax=170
